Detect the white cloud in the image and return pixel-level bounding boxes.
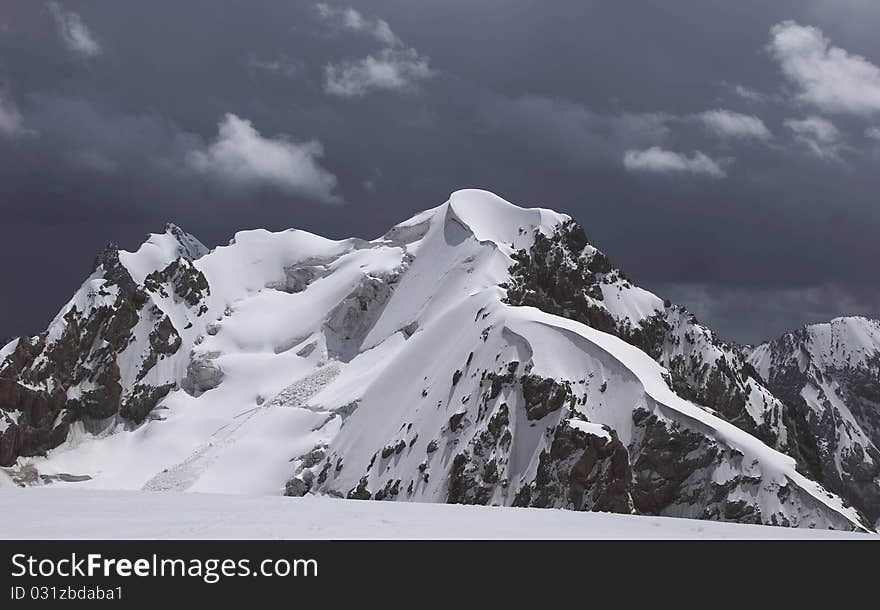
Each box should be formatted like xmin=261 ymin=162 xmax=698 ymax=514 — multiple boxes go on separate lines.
xmin=0 ymin=91 xmax=26 ymax=137
xmin=866 ymin=126 xmax=880 ymax=141
xmin=623 ymin=147 xmax=727 ymax=178
xmin=769 ymin=21 xmax=880 ymax=116
xmin=315 ymin=4 xmax=400 ymax=47
xmin=694 ymin=109 xmax=772 ymax=140
xmin=187 ymin=113 xmax=341 ymax=203
xmin=325 ymin=47 xmax=432 ymax=97
xmin=732 ymin=84 xmax=770 ymax=104
xmin=47 ymin=2 xmax=101 ymax=58
xmin=316 ymin=4 xmax=433 ymax=98
xmin=784 ymin=116 xmax=843 ymax=159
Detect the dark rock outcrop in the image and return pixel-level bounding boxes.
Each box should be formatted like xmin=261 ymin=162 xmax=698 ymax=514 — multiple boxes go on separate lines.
xmin=751 ymin=321 xmax=880 ymax=524
xmin=0 ymin=229 xmax=208 ymax=466
xmin=503 ymin=222 xmax=804 ymax=476
xmin=515 ymin=419 xmax=633 ymax=513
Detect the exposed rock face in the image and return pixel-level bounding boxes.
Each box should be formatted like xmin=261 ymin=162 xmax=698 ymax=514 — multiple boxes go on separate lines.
xmin=629 ymin=407 xmax=720 ymax=516
xmin=312 ymin=343 xmax=865 ymax=529
xmin=120 ymin=383 xmax=174 ymax=423
xmin=624 ymin=405 xmax=857 ymax=529
xmin=266 ymin=255 xmax=337 ymax=294
xmin=445 ymin=403 xmax=512 ymax=506
xmin=0 ymin=247 xmax=143 ymax=443
xmin=749 ymin=318 xmax=880 ymax=524
xmin=515 ymin=419 xmax=633 ymax=513
xmin=164 ymin=223 xmax=210 ymax=261
xmin=503 ymin=222 xmax=807 ymax=477
xmin=144 ymin=258 xmax=210 ymax=312
xmin=285 ymin=446 xmax=327 ymax=497
xmin=136 ymin=315 xmax=183 ymax=384
xmin=181 ymin=352 xmax=224 ymax=396
xmin=521 ymin=374 xmax=575 ymax=421
xmin=324 ymin=271 xmax=400 ymax=360
xmin=0 ymin=191 xmax=873 ymax=533
xmin=0 ymin=226 xmax=209 ymax=466
xmin=93 ymin=243 xmax=138 ymax=299
xmin=0 ymin=378 xmax=70 ymax=465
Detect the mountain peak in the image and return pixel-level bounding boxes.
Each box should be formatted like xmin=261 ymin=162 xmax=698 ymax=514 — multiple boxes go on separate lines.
xmin=162 ymin=223 xmax=210 ymax=260
xmin=444 ymin=189 xmax=569 ymax=250
xmin=117 ymin=224 xmax=209 ymax=284
xmin=819 ymin=315 xmax=879 ymax=331
xmin=1 ymin=192 xmax=876 ymax=533
xmin=802 ymin=316 xmax=880 ymax=367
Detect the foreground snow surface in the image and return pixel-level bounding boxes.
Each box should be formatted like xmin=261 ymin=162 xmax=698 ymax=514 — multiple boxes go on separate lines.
xmin=0 ymin=488 xmax=874 ymax=540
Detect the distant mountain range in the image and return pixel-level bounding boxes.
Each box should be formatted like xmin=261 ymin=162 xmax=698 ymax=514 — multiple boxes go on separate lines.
xmin=1 ymin=190 xmax=877 ymax=531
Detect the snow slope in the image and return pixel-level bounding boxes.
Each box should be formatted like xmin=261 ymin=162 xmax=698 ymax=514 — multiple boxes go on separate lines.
xmin=0 ymin=488 xmax=872 ymax=540
xmin=748 ymin=317 xmax=880 ymax=525
xmin=0 ymin=189 xmax=875 ymax=533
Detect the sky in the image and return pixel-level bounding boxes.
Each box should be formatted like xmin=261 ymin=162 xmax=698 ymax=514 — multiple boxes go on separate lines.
xmin=0 ymin=0 xmax=878 ymax=344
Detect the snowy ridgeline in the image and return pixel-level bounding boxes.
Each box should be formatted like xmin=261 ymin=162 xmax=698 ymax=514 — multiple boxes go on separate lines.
xmin=0 ymin=488 xmax=873 ymax=540
xmin=1 ymin=189 xmax=879 ymax=534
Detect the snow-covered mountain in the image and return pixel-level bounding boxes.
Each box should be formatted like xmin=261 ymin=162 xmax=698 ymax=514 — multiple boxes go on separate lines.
xmin=749 ymin=317 xmax=880 ymax=527
xmin=0 ymin=190 xmax=876 ymax=532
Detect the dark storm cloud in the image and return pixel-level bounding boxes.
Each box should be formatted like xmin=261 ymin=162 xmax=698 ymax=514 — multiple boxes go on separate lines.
xmin=0 ymin=0 xmax=878 ymax=344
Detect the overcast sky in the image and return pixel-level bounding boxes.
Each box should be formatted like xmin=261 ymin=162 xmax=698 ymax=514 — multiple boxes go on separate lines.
xmin=1 ymin=1 xmax=879 ymax=344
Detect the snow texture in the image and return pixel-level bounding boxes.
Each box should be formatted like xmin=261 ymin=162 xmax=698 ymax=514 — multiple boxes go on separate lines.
xmin=1 ymin=189 xmax=876 ymax=534
xmin=0 ymin=488 xmax=873 ymax=540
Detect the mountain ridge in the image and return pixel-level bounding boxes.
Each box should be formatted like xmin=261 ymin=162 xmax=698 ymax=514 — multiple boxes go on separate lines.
xmin=1 ymin=189 xmax=877 ymax=531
